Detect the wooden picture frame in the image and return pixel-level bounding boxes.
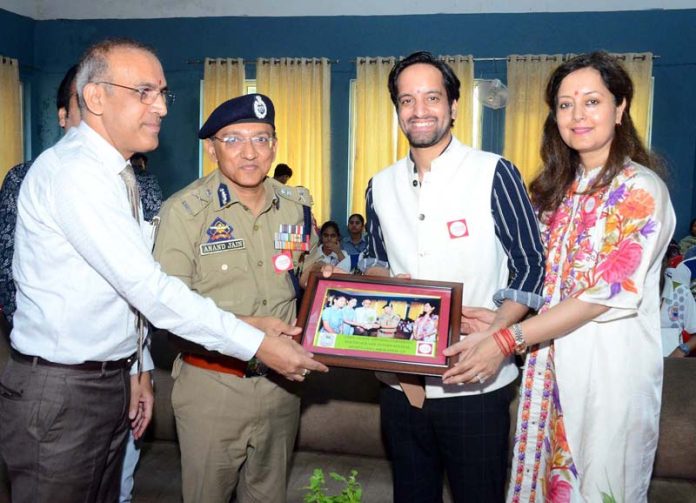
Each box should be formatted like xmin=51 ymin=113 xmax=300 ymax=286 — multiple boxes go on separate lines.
xmin=295 ymin=272 xmax=462 ymax=376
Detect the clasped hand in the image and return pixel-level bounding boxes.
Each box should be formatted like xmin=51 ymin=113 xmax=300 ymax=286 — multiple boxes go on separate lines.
xmin=243 ymin=316 xmax=329 ymax=381
xmin=442 ymin=307 xmax=506 ymax=385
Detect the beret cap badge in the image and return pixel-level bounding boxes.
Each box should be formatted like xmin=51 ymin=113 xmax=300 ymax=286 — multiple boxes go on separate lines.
xmin=253 ymin=96 xmax=268 ymax=119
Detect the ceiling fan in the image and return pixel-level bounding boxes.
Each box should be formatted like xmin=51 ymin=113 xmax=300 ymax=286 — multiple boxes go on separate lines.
xmin=477 ymin=79 xmax=508 ymax=109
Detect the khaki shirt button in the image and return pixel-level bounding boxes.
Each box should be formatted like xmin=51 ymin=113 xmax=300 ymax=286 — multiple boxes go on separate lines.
xmin=221 ymin=264 xmax=228 ymax=271
xmin=262 ymin=300 xmax=268 ymax=306
xmin=253 ymin=224 xmax=259 ymax=231
xmin=257 ymin=260 xmax=263 ymax=267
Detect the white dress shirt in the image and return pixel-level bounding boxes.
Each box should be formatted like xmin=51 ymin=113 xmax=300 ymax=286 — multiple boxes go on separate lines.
xmin=12 ymin=122 xmax=263 ymax=364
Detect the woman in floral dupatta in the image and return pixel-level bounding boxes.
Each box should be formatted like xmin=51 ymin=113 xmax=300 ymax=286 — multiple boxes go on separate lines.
xmin=442 ymin=52 xmax=675 ymax=502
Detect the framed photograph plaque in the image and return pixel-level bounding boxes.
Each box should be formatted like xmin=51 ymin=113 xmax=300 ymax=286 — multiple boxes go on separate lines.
xmin=295 ymin=272 xmax=462 ymax=376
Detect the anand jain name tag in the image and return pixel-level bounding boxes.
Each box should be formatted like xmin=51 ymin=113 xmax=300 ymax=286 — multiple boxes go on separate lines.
xmin=200 ymin=239 xmax=245 ymax=255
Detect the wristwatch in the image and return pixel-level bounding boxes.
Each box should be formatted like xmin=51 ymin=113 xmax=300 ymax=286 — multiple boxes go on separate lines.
xmin=678 ymin=342 xmax=691 ymax=355
xmin=510 ymin=323 xmax=527 ymax=355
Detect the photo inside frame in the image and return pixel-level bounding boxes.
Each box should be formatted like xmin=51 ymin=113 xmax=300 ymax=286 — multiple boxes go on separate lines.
xmin=302 ymin=278 xmax=453 ymax=367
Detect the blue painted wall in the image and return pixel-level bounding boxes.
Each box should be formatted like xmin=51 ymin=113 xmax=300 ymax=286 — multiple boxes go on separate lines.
xmin=1 ymin=8 xmax=695 ymax=236
xmin=0 ymin=9 xmax=33 ymax=65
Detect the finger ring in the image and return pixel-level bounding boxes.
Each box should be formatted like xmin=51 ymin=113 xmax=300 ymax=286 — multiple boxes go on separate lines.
xmin=302 ymin=369 xmax=310 ymax=376
xmin=476 ymin=373 xmax=486 ymax=384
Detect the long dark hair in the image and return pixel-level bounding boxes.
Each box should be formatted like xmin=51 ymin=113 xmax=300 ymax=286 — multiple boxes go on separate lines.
xmin=418 ymin=301 xmax=439 ymax=318
xmin=319 ymin=221 xmax=341 ymax=239
xmin=530 ymin=51 xmax=661 ymax=219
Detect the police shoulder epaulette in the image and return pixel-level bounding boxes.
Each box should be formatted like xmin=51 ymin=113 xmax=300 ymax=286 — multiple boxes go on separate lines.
xmin=179 ymin=186 xmax=213 ymax=216
xmin=275 ymin=185 xmax=314 ymax=207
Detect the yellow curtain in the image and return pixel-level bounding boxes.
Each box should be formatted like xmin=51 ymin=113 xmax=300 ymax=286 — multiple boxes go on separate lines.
xmin=615 ymin=52 xmax=653 ymax=144
xmin=201 ymin=58 xmax=245 ymax=176
xmin=0 ymin=55 xmax=23 ymax=182
xmin=447 ymin=55 xmax=475 ymax=150
xmin=396 ymin=55 xmax=474 ymax=158
xmin=503 ymin=55 xmax=563 ymax=183
xmin=256 ymin=58 xmax=331 ymax=224
xmin=351 ymin=57 xmax=396 ymax=218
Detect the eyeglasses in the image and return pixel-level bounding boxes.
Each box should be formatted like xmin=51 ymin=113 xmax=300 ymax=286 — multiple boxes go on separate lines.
xmin=95 ymin=81 xmax=175 ymax=106
xmin=212 ymin=135 xmax=276 ymax=150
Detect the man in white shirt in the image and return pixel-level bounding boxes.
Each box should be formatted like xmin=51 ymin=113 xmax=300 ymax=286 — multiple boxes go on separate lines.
xmin=0 ymin=38 xmax=326 ymax=503
xmin=0 ymin=62 xmax=150 ymax=503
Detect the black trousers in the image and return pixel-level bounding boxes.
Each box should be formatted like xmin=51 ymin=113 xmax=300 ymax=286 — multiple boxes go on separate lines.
xmin=380 ymin=383 xmax=514 ymax=503
xmin=0 ymin=358 xmax=131 ymax=503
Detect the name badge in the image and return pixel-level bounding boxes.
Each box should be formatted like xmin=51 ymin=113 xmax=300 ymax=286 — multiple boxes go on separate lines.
xmin=447 ymin=219 xmax=469 ymax=239
xmin=201 ymin=216 xmax=245 ymax=255
xmin=200 ymin=239 xmax=245 ymax=255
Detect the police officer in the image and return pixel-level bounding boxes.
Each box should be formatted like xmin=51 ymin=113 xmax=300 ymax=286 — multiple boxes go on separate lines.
xmin=154 ymin=94 xmax=319 ymax=503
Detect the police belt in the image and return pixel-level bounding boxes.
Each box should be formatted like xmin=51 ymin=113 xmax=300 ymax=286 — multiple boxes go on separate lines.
xmin=11 ymin=348 xmax=136 ymax=372
xmin=182 ymin=352 xmax=266 ymax=378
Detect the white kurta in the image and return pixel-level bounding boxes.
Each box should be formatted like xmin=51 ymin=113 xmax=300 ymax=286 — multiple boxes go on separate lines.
xmin=509 ymin=161 xmax=675 ymax=503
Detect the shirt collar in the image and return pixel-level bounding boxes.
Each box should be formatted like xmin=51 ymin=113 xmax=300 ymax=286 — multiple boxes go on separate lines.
xmin=432 ymin=135 xmax=463 ymax=166
xmin=213 ymin=171 xmax=278 ymax=212
xmin=406 ymin=135 xmax=463 ymax=173
xmin=77 ymin=122 xmax=129 ymax=174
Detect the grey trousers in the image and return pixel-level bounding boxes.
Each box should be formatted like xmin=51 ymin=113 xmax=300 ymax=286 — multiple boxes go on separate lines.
xmin=0 ymin=358 xmax=131 ymax=503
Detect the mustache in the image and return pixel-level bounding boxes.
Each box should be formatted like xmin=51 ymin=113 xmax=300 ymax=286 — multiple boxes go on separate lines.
xmin=407 ymin=116 xmax=438 ymax=124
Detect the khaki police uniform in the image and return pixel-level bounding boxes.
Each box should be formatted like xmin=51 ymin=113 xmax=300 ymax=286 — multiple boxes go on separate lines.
xmin=154 ymin=171 xmax=317 ymax=503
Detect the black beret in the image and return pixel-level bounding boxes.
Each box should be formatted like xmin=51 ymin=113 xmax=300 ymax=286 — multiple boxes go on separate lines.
xmin=198 ymin=93 xmax=275 ymax=139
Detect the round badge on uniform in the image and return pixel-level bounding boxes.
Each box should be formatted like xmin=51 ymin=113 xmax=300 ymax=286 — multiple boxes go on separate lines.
xmin=273 ymin=251 xmax=293 ymax=273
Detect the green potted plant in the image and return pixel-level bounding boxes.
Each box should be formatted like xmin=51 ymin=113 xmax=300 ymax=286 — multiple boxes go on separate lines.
xmin=303 ymin=468 xmax=362 ymax=503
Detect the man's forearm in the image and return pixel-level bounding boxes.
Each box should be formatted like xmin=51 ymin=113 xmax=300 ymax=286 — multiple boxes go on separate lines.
xmin=489 ymin=299 xmax=531 ymax=331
